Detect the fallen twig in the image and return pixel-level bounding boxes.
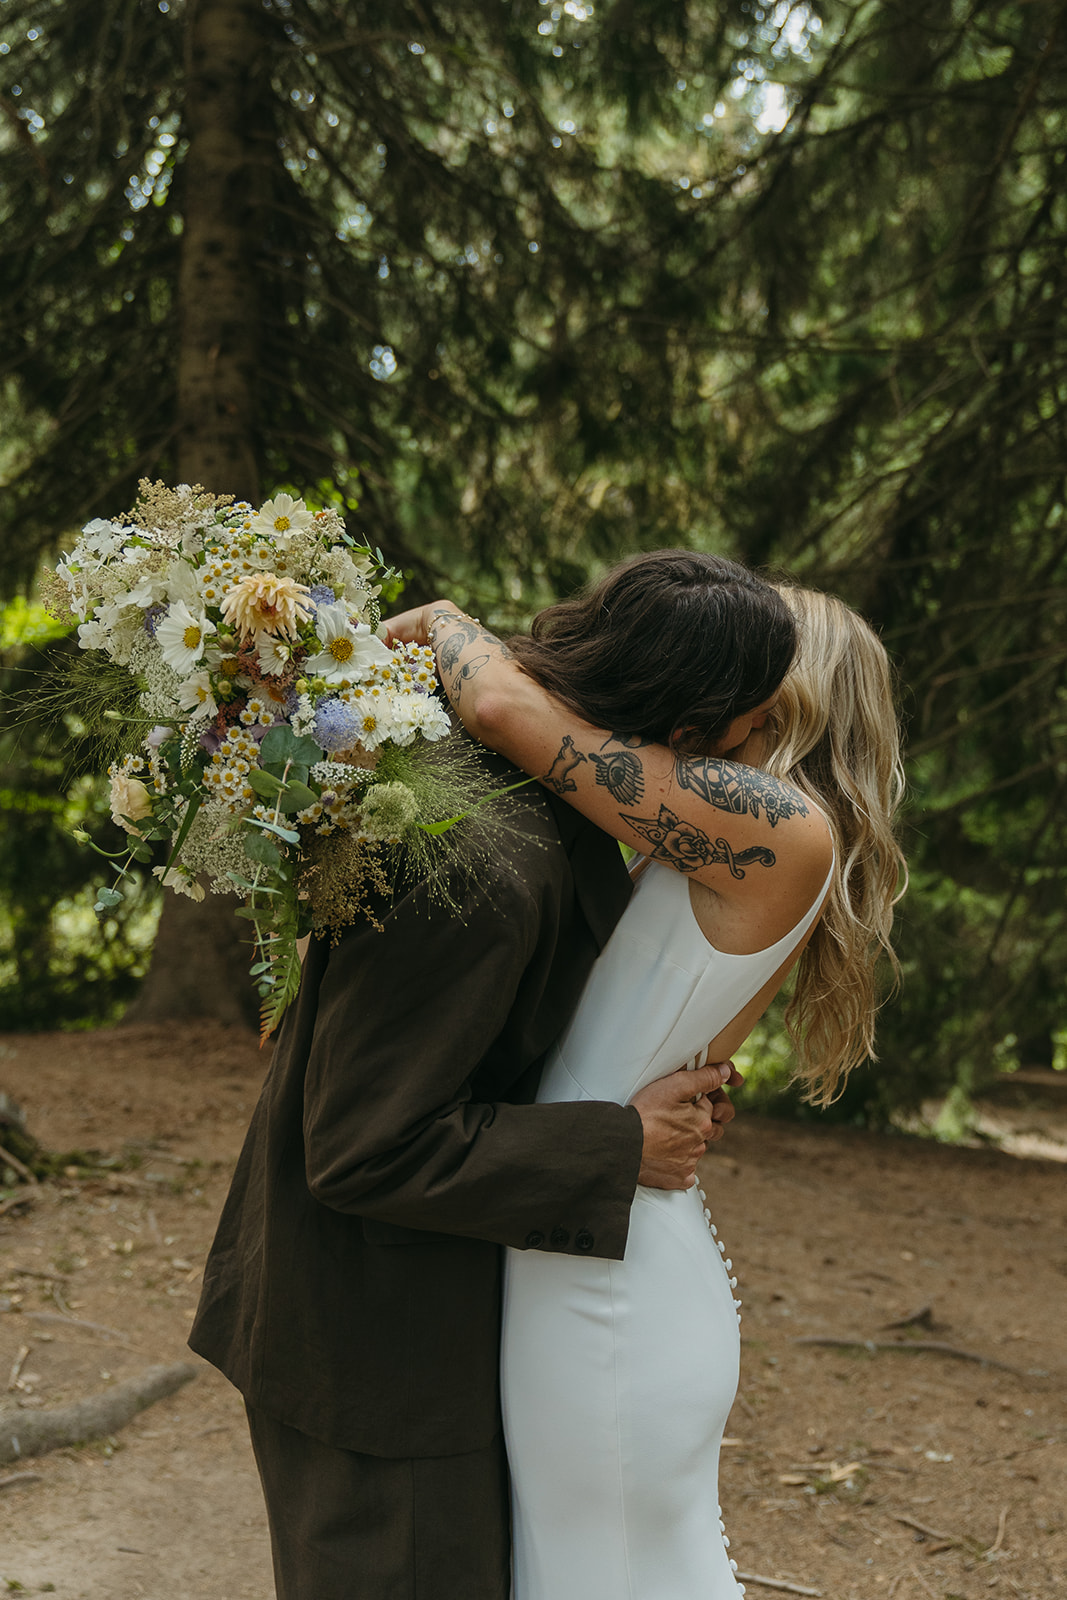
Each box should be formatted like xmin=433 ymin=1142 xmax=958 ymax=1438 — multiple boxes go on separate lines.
xmin=987 ymin=1504 xmax=1009 ymax=1555
xmin=0 ymin=1362 xmax=198 ymax=1464
xmin=909 ymin=1563 xmax=938 ymax=1598
xmin=0 ymin=1470 xmax=42 ymax=1491
xmin=0 ymin=1191 xmax=36 ymax=1218
xmin=735 ymin=1576 xmax=821 ymax=1597
xmin=881 ymin=1304 xmax=934 ymax=1331
xmin=793 ymin=1336 xmax=1029 ymax=1376
xmin=7 ymin=1310 xmax=133 ymax=1345
xmin=894 ymin=1514 xmax=962 ymax=1544
xmin=6 ymin=1344 xmax=30 ymax=1392
xmin=50 ymin=1282 xmax=75 ymax=1318
xmin=0 ymin=1143 xmax=37 ymax=1185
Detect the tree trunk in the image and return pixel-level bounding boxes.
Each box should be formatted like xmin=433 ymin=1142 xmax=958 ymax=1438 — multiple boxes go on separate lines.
xmin=175 ymin=0 xmax=263 ymax=502
xmin=128 ymin=0 xmax=266 ymax=1027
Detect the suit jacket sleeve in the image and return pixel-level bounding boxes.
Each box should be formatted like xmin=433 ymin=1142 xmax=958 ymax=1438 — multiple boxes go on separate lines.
xmin=301 ymin=862 xmax=643 ymax=1261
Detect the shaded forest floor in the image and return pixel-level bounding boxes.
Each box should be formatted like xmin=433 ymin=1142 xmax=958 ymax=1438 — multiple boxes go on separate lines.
xmin=0 ymin=1024 xmax=1064 ymax=1600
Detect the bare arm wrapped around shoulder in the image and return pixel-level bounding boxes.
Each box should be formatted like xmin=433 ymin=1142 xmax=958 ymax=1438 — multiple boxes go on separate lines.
xmin=383 ymin=599 xmax=833 ymax=936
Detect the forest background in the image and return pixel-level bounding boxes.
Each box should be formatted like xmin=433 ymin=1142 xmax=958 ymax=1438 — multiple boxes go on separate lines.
xmin=0 ymin=0 xmax=1064 ymax=1129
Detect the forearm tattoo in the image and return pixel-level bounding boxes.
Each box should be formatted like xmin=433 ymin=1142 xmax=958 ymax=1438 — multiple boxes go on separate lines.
xmin=542 ymin=738 xmax=644 ymax=803
xmin=430 ymin=608 xmax=481 ymax=647
xmin=588 ymin=749 xmax=644 ymax=806
xmin=449 ymin=653 xmax=491 ymax=702
xmin=626 ymin=805 xmax=777 ymax=878
xmin=543 ymin=734 xmax=587 ymax=794
xmin=429 ymin=609 xmax=513 ymax=693
xmin=677 ymin=758 xmax=808 ymax=827
xmin=438 ymin=631 xmax=469 ymax=676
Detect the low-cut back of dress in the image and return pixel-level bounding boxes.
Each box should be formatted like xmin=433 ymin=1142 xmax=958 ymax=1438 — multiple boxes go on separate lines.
xmin=502 ymin=858 xmax=831 ymax=1600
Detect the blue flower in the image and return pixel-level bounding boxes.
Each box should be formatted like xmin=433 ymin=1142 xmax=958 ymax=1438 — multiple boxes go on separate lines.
xmin=308 ymin=584 xmax=337 ymax=608
xmin=313 ymin=697 xmax=361 ymax=752
xmin=144 ymin=603 xmax=167 ymax=636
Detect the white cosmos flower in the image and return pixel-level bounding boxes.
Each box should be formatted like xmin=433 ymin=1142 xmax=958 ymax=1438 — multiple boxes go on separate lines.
xmin=156 ymin=600 xmax=216 ymax=674
xmin=153 ymin=864 xmax=206 ymax=901
xmin=250 ymin=492 xmax=316 ymax=544
xmin=304 ymin=604 xmax=393 ymax=683
xmin=256 ymin=631 xmax=292 ymax=676
xmin=177 ymin=672 xmax=219 ymax=719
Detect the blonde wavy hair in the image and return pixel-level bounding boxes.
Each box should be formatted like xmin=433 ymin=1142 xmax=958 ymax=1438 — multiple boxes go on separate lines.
xmin=761 ymin=585 xmax=907 ymax=1104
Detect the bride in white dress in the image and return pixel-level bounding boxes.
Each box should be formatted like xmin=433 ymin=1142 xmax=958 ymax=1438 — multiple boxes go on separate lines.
xmin=390 ymin=583 xmax=904 ymax=1599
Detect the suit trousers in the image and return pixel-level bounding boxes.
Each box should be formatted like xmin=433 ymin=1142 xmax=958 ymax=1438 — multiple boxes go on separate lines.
xmin=245 ymin=1404 xmax=510 ymax=1600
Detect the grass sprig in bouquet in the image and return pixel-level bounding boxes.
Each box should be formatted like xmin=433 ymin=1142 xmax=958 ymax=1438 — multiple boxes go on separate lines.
xmin=43 ymin=481 xmax=494 ymax=1038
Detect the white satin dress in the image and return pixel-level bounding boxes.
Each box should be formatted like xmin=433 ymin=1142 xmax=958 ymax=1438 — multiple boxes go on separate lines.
xmin=502 ymin=858 xmax=831 ymax=1600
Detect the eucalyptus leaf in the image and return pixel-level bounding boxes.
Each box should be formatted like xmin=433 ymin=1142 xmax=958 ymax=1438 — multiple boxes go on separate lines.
xmin=225 ymin=871 xmax=260 ymax=892
xmin=278 ymin=781 xmax=319 ymax=814
xmin=248 ymin=819 xmax=301 ymax=845
xmin=243 ymin=831 xmax=283 ymax=867
xmin=247 ymin=768 xmax=286 ymax=799
xmin=260 ymin=725 xmax=323 ymax=774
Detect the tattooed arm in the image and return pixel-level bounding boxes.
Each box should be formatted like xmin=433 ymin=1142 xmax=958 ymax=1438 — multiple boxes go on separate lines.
xmin=383 ymin=599 xmax=833 ymax=917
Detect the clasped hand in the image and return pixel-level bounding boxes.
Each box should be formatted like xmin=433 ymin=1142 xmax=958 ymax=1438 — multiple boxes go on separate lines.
xmin=632 ymin=1062 xmax=743 ymax=1191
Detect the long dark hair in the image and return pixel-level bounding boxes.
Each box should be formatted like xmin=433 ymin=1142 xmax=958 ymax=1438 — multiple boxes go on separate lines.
xmin=508 ymin=551 xmax=797 ymax=749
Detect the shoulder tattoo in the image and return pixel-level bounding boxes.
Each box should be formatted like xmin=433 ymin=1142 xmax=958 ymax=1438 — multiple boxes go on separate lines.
xmin=626 ymin=805 xmax=777 ymax=878
xmin=676 ymin=760 xmax=808 ymax=827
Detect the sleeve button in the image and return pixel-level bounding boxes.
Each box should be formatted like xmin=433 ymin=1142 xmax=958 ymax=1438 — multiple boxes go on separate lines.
xmin=524 ymin=1229 xmax=545 ymax=1248
xmin=575 ymin=1229 xmax=595 ymax=1251
xmin=550 ymin=1226 xmax=570 ymax=1247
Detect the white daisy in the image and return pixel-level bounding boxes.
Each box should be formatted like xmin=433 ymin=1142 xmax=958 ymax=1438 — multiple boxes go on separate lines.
xmin=250 ymin=492 xmax=316 ymax=544
xmin=152 ymin=864 xmax=206 ymax=901
xmin=164 ymin=557 xmax=204 ymax=610
xmin=256 ymin=631 xmax=292 ymax=676
xmin=177 ymin=672 xmax=218 ymax=719
xmin=156 ymin=600 xmax=216 ymax=674
xmin=304 ymin=604 xmax=393 ymax=683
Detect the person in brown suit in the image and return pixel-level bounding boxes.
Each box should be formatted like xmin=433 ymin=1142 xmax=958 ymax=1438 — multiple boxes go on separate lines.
xmin=189 ymin=552 xmax=797 ymax=1600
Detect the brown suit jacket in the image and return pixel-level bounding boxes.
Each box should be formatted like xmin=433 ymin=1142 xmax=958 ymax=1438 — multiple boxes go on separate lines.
xmin=189 ymin=756 xmax=643 ymax=1458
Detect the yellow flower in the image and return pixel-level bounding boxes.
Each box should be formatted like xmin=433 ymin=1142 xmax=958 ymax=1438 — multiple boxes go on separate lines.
xmin=219 ymin=571 xmax=313 ymax=642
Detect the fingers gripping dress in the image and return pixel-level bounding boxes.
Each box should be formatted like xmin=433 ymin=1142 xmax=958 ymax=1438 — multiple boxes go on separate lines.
xmin=502 ymin=859 xmax=830 ymax=1600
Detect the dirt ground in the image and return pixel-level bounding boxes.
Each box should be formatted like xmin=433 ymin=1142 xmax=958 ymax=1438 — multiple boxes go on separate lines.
xmin=0 ymin=1024 xmax=1063 ymax=1600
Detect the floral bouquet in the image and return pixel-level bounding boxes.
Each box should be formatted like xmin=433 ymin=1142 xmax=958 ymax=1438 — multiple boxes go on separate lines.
xmin=42 ymin=481 xmax=498 ymax=1038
